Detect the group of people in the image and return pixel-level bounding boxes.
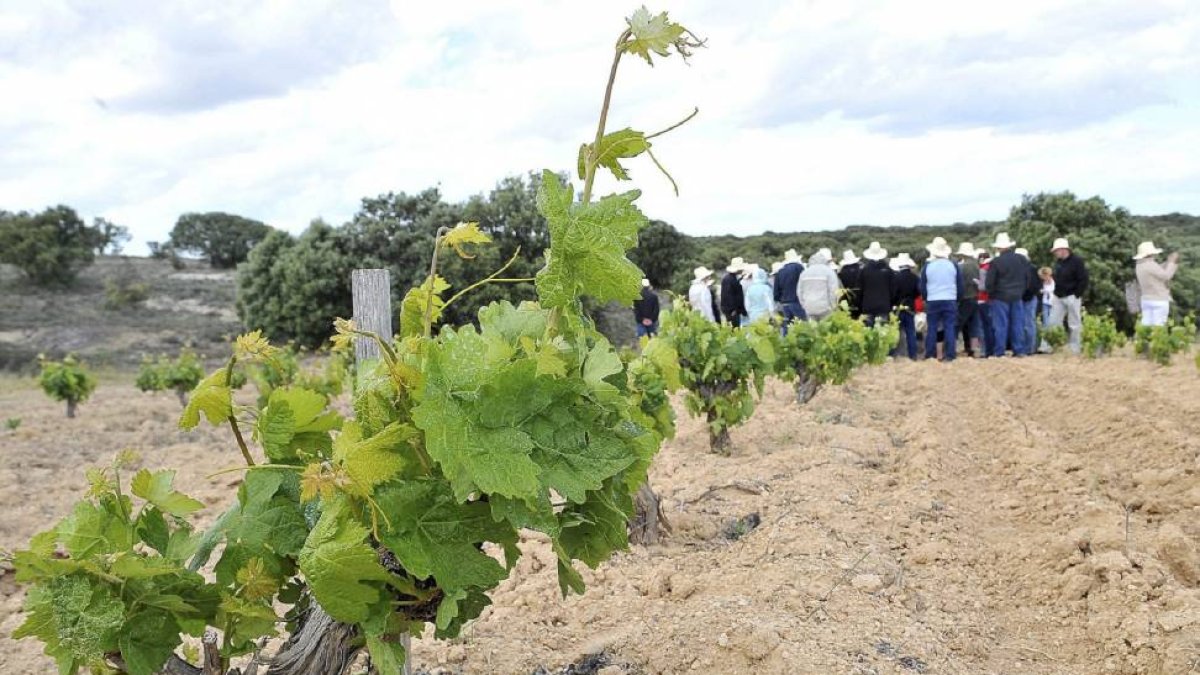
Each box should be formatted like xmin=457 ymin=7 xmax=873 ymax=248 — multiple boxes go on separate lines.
xmin=672 ymin=235 xmax=1182 ymax=362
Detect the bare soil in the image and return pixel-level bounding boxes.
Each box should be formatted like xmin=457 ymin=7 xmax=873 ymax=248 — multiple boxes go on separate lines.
xmin=2 ymin=355 xmax=1199 ymax=674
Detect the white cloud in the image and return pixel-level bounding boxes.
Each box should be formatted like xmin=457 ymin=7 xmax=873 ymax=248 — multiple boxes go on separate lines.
xmin=0 ymin=0 xmax=1198 ymax=253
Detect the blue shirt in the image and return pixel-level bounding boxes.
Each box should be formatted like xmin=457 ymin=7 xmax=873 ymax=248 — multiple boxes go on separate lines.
xmin=920 ymin=258 xmax=963 ymax=302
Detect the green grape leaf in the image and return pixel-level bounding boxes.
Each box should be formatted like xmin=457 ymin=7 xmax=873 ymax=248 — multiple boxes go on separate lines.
xmin=489 ymin=492 xmax=559 ymax=536
xmin=366 ymin=635 xmax=408 ymax=675
xmin=298 ymin=499 xmax=391 ymax=624
xmin=256 ymin=387 xmax=341 ymax=463
xmin=434 ymin=587 xmax=491 ymax=639
xmin=399 ymin=275 xmax=451 ymax=339
xmin=211 ymin=471 xmax=308 ymax=586
xmin=14 ymin=575 xmax=124 ymax=671
xmin=624 ymin=7 xmax=686 ymax=65
xmin=376 ymin=480 xmax=513 ymax=592
xmin=528 ymin=407 xmax=637 ymax=504
xmin=535 ymin=171 xmax=647 ymax=309
xmin=118 ymin=610 xmax=181 ymax=675
xmin=591 ymin=128 xmax=650 ymax=181
xmin=557 ymin=479 xmax=633 ymax=568
xmin=582 ymin=339 xmax=625 ymax=406
xmin=216 ymin=594 xmax=278 ymax=654
xmin=130 ymin=469 xmax=204 ymax=518
xmin=179 ymin=369 xmax=232 ymax=429
xmin=478 ymin=301 xmax=548 ymax=343
xmin=57 ymin=497 xmax=132 ymax=559
xmin=333 ymin=421 xmax=416 ymax=496
xmin=440 ymin=221 xmax=491 ymax=259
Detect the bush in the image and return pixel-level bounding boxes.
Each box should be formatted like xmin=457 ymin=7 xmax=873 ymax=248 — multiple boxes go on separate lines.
xmin=1042 ymin=325 xmax=1068 ymax=352
xmin=1081 ymin=312 xmax=1126 ymax=358
xmin=136 ymin=348 xmax=206 ymax=406
xmin=4 ymin=417 xmax=19 ymax=432
xmin=1134 ymin=319 xmax=1197 ymax=366
xmin=103 ymin=278 xmax=150 ymax=310
xmin=38 ymin=354 xmax=96 ymax=418
xmin=777 ymin=312 xmax=897 ymax=403
xmin=0 ymin=206 xmax=105 ymax=286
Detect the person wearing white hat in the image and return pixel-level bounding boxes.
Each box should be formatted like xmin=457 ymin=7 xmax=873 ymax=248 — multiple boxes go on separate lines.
xmin=954 ymin=243 xmax=983 ymax=357
xmin=774 ymin=249 xmax=808 ymax=332
xmin=1133 ymin=241 xmax=1180 ymax=326
xmin=1038 ymin=237 xmax=1089 ymax=354
xmin=798 ymin=250 xmax=842 ymax=321
xmin=720 ymin=258 xmax=749 ymax=326
xmin=688 ymin=266 xmax=716 ymax=321
xmin=633 ymin=278 xmax=661 ymax=338
xmin=859 ymin=242 xmax=894 ymax=327
xmin=890 ymin=254 xmax=919 ymax=360
xmin=919 ymin=237 xmax=963 ymax=361
xmin=837 ymin=249 xmax=863 ymax=319
xmin=984 ymin=232 xmax=1029 ymax=357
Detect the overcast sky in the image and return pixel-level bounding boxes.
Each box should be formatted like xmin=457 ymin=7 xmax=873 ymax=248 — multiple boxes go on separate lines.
xmin=2 ymin=0 xmax=1198 ymax=253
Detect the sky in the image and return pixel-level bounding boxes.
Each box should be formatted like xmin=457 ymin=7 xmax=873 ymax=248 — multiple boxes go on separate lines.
xmin=1 ymin=0 xmax=1198 ymax=253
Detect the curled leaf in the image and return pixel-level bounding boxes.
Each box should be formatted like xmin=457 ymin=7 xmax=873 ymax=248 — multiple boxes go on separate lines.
xmin=441 ymin=221 xmax=491 ymax=259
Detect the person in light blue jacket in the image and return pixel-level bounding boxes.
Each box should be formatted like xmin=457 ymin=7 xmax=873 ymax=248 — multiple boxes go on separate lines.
xmin=745 ymin=267 xmax=775 ymax=324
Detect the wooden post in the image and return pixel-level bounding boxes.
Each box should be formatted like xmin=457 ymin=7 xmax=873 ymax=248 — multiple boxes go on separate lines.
xmin=349 ymin=268 xmax=411 ymax=675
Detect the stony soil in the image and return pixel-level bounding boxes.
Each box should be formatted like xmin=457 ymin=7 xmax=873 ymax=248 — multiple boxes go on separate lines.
xmin=2 ymin=354 xmax=1199 ymax=674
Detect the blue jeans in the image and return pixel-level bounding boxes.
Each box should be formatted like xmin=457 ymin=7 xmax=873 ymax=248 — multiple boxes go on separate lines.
xmin=780 ymin=301 xmax=806 ymax=335
xmin=636 ymin=321 xmax=658 ymax=338
xmin=1022 ymin=298 xmax=1038 ymax=355
xmin=979 ymin=302 xmax=994 ymax=358
xmin=924 ymin=300 xmax=958 ymax=360
xmin=990 ymin=299 xmax=1027 ymax=357
xmin=895 ymin=310 xmax=917 ymax=360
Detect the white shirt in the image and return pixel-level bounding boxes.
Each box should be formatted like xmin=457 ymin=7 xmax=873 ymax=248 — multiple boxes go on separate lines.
xmin=689 ymin=281 xmax=715 ymax=321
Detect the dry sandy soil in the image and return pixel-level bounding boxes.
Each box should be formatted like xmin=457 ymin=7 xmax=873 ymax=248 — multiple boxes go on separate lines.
xmin=2 ymin=355 xmax=1199 ymax=674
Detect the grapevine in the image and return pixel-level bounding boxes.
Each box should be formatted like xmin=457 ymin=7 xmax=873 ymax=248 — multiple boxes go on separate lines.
xmin=1133 ymin=318 xmax=1196 ymax=366
xmin=37 ymin=354 xmax=97 ymax=419
xmin=136 ymin=348 xmax=206 ymax=407
xmin=9 ymin=8 xmax=702 ymax=675
xmin=1080 ymin=311 xmax=1126 ymax=358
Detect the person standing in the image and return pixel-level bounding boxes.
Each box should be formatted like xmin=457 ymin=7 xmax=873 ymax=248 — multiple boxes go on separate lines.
xmin=720 ymin=257 xmax=749 ymax=326
xmin=633 ymin=279 xmax=661 ymax=338
xmin=985 ymin=233 xmax=1029 ymax=357
xmin=919 ymin=237 xmax=962 ymax=361
xmin=891 ymin=253 xmax=919 ymax=360
xmin=1133 ymin=241 xmax=1180 ymax=326
xmin=773 ymin=249 xmax=806 ymax=331
xmin=858 ymin=242 xmax=894 ymax=327
xmin=798 ymin=250 xmax=841 ymax=321
xmin=1039 ymin=238 xmax=1089 ymax=355
xmin=976 ymin=251 xmax=994 ymax=358
xmin=688 ymin=267 xmax=716 ymax=321
xmin=1016 ymin=249 xmax=1040 ymax=355
xmin=1038 ymin=267 xmax=1055 ymax=326
xmin=837 ymin=250 xmax=863 ymax=319
xmin=745 ymin=267 xmax=776 ymax=324
xmin=955 ymin=243 xmax=982 ymax=357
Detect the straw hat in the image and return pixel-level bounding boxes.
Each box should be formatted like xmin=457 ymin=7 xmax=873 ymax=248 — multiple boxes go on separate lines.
xmin=770 ymin=261 xmax=784 ymax=274
xmin=890 ymin=253 xmax=917 ymax=270
xmin=1015 ymin=248 xmax=1029 ymax=260
xmin=693 ymin=266 xmax=714 ymax=281
xmin=1132 ymin=241 xmax=1163 ymax=260
xmin=726 ymin=257 xmax=749 ymax=273
xmin=783 ymin=248 xmax=803 ymax=263
xmin=862 ymin=241 xmax=888 ymax=261
xmin=839 ymin=249 xmax=861 ymax=266
xmin=926 ymin=237 xmax=952 ymax=258
xmin=1050 ymin=237 xmax=1070 ymax=252
xmin=809 ymin=250 xmax=832 ymax=265
xmin=992 ymin=232 xmax=1016 ymax=249
xmin=641 ymin=278 xmax=651 ymax=287
xmin=955 ymin=242 xmax=977 ymax=257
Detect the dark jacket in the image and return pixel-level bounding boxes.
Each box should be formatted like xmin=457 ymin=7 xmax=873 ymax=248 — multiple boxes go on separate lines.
xmin=859 ymin=260 xmax=894 ymax=316
xmin=1022 ymin=261 xmax=1040 ymax=302
xmin=986 ymin=250 xmax=1029 ymax=303
xmin=773 ymin=262 xmax=803 ymax=304
xmin=633 ymin=286 xmax=660 ymax=323
xmin=1053 ymin=253 xmax=1089 ymax=298
xmin=892 ymin=269 xmax=919 ymax=312
xmin=838 ymin=263 xmax=863 ymax=314
xmin=719 ymin=272 xmax=746 ymax=320
xmin=958 ymin=257 xmax=980 ymax=300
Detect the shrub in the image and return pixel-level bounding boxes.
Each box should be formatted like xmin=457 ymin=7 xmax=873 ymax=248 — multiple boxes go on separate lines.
xmin=1042 ymin=325 xmax=1068 ymax=352
xmin=136 ymin=348 xmax=206 ymax=406
xmin=1081 ymin=312 xmax=1126 ymax=358
xmin=1134 ymin=319 xmax=1197 ymax=366
xmin=38 ymin=354 xmax=97 ymax=418
xmin=4 ymin=417 xmax=19 ymax=432
xmin=777 ymin=312 xmax=896 ymax=404
xmin=103 ymin=277 xmax=150 ymax=310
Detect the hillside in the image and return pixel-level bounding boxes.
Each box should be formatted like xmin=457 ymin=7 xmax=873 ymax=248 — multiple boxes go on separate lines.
xmin=0 ymin=256 xmax=240 ymax=371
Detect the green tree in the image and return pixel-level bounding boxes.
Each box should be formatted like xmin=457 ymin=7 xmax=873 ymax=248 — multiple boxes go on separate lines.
xmin=1007 ymin=192 xmax=1144 ymax=329
xmin=92 ymin=217 xmax=131 ymax=255
xmin=630 ymin=219 xmax=694 ymax=289
xmin=169 ymin=212 xmax=273 ymax=268
xmin=0 ymin=206 xmax=105 ymax=285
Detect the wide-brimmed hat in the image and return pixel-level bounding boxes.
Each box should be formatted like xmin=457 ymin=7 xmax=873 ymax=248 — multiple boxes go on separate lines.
xmin=1132 ymin=241 xmax=1164 ymax=260
xmin=955 ymin=242 xmax=977 ymax=257
xmin=890 ymin=253 xmax=917 ymax=270
xmin=770 ymin=261 xmax=784 ymax=274
xmin=926 ymin=237 xmax=952 ymax=258
xmin=726 ymin=257 xmax=749 ymax=273
xmin=693 ymin=266 xmax=714 ymax=281
xmin=862 ymin=241 xmax=888 ymax=261
xmin=641 ymin=278 xmax=651 ymax=287
xmin=783 ymin=248 xmax=803 ymax=263
xmin=839 ymin=249 xmax=861 ymax=266
xmin=1050 ymin=237 xmax=1070 ymax=252
xmin=742 ymin=264 xmax=761 ymax=278
xmin=1016 ymin=248 xmax=1032 ymax=260
xmin=992 ymin=232 xmax=1016 ymax=249
xmin=809 ymin=250 xmax=832 ymax=265
xmin=817 ymin=247 xmax=833 ymax=261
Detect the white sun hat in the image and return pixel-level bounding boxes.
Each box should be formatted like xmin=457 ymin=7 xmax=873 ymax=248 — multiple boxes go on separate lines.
xmin=1132 ymin=241 xmax=1163 ymax=260
xmin=839 ymin=249 xmax=861 ymax=266
xmin=783 ymin=248 xmax=803 ymax=263
xmin=926 ymin=237 xmax=952 ymax=258
xmin=726 ymin=256 xmax=749 ymax=273
xmin=1015 ymin=248 xmax=1030 ymax=260
xmin=693 ymin=266 xmax=714 ymax=281
xmin=770 ymin=261 xmax=784 ymax=274
xmin=641 ymin=278 xmax=651 ymax=287
xmin=992 ymin=232 xmax=1017 ymax=249
xmin=1050 ymin=237 xmax=1070 ymax=252
xmin=862 ymin=241 xmax=888 ymax=261
xmin=955 ymin=242 xmax=977 ymax=257
xmin=890 ymin=253 xmax=917 ymax=270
